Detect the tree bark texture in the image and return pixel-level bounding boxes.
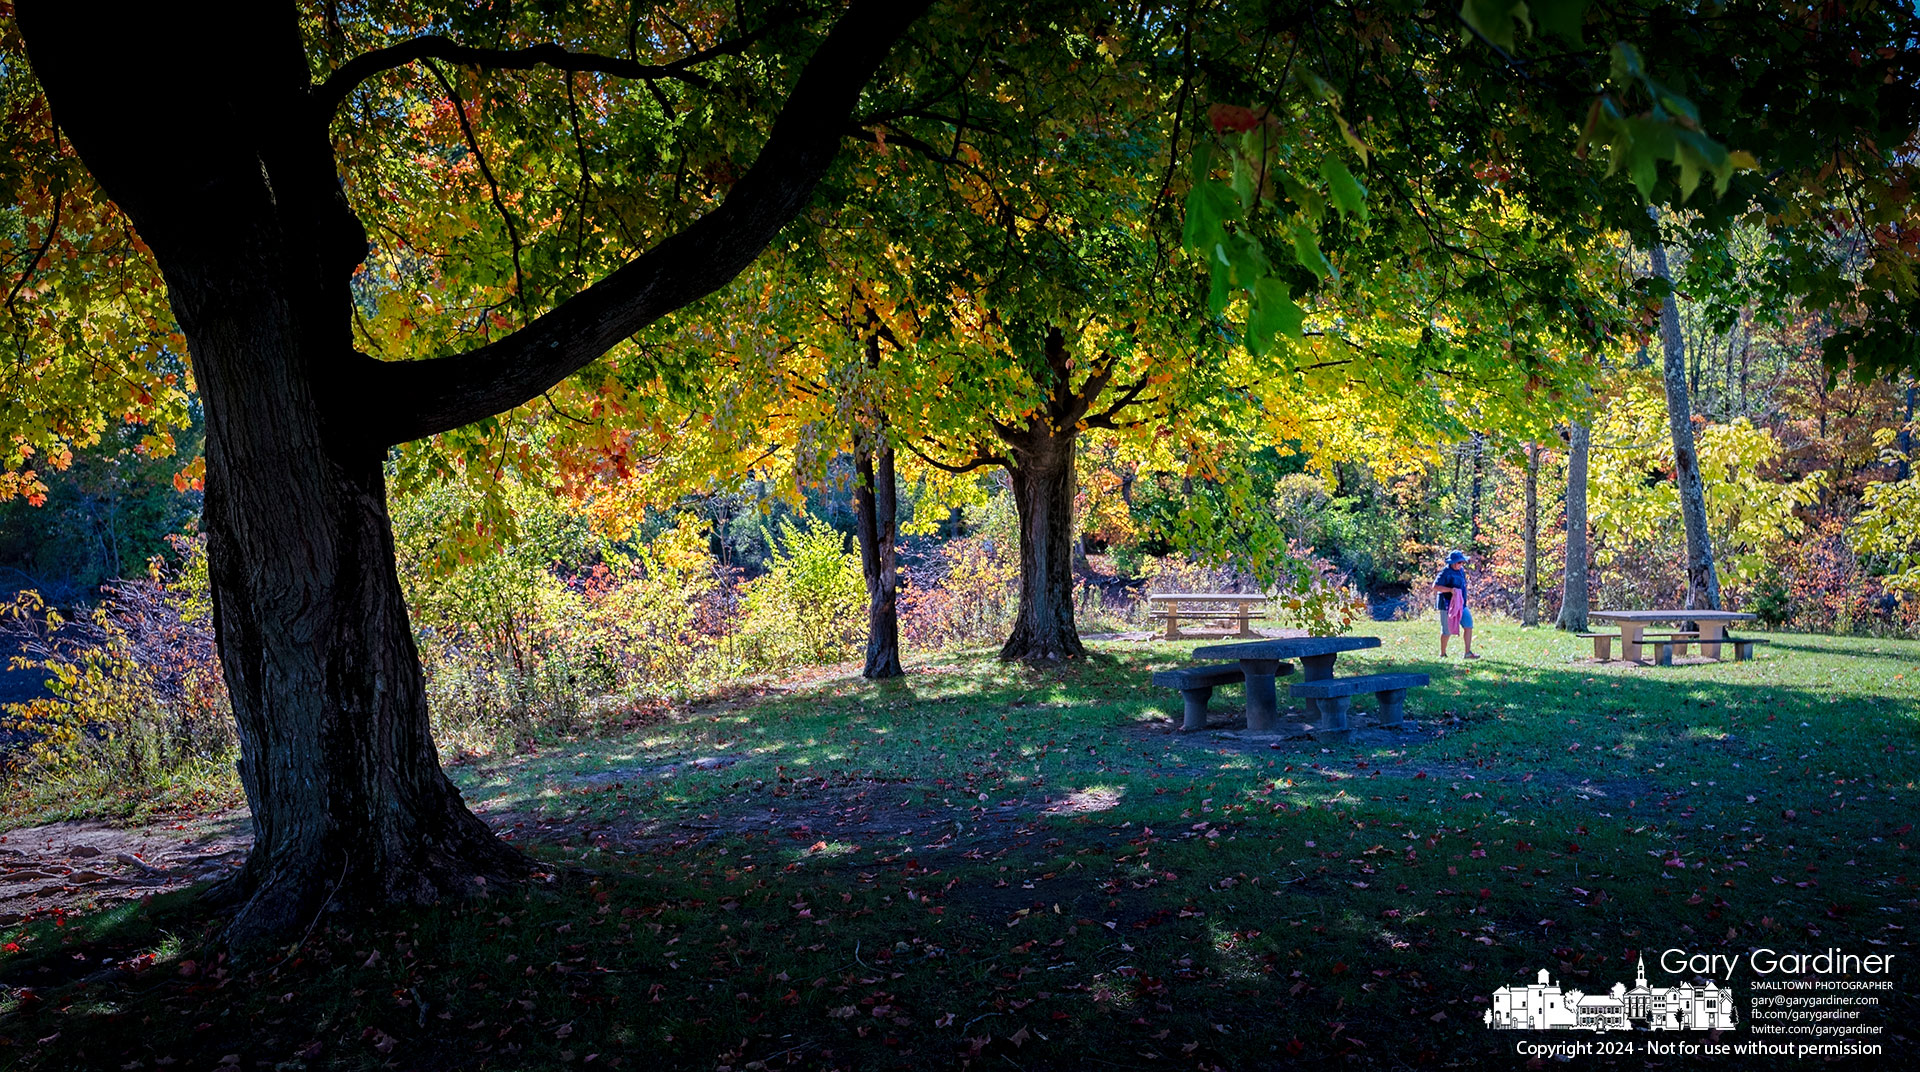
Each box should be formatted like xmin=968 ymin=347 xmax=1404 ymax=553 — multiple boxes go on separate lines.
xmin=1646 ymin=210 xmax=1722 ymax=610
xmin=1555 ymin=423 xmax=1591 ymax=632
xmin=853 ymin=432 xmax=903 ymax=680
xmin=18 ymin=0 xmax=927 ymax=943
xmin=1522 ymin=441 xmax=1539 ymax=627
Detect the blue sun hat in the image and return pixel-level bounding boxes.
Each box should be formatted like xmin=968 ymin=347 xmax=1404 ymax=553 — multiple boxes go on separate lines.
xmin=1447 ymin=550 xmax=1469 ymax=565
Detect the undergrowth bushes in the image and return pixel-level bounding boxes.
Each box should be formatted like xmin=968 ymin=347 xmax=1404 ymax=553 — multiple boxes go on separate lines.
xmin=1 ymin=537 xmax=233 ymax=815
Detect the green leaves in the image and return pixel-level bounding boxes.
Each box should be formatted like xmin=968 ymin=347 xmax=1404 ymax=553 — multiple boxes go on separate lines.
xmin=1289 ymin=222 xmax=1334 ymax=282
xmin=1587 ymin=43 xmax=1746 ymax=203
xmin=1458 ymin=0 xmax=1531 ymax=52
xmin=1319 ymin=160 xmax=1368 ymax=223
xmin=1248 ymin=278 xmax=1304 ymax=354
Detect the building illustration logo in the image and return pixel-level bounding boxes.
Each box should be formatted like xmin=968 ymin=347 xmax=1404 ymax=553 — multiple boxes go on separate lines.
xmin=1485 ymin=956 xmax=1737 ymax=1031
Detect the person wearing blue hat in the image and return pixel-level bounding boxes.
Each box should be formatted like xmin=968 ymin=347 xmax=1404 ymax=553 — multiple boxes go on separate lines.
xmin=1433 ymin=551 xmax=1480 ymax=659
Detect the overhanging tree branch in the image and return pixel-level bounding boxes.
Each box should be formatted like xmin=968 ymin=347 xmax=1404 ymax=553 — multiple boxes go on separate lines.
xmin=311 ymin=24 xmax=783 ymax=118
xmin=363 ymin=0 xmax=933 ymax=445
xmin=901 ymin=438 xmax=1009 ymax=474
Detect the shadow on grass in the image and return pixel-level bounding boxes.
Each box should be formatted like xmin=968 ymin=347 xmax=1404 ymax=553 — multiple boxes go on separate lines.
xmin=4 ymin=632 xmax=1915 ymax=1070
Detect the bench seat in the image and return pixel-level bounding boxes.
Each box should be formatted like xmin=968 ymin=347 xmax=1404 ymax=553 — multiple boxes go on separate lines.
xmin=1288 ymin=672 xmax=1431 ymax=740
xmin=1726 ymin=636 xmax=1770 ymax=661
xmin=1152 ymin=662 xmax=1294 ymax=731
xmin=1576 ymin=631 xmax=1621 ymax=661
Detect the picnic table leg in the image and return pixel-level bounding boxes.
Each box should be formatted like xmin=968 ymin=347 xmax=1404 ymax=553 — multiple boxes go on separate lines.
xmin=1622 ymin=624 xmax=1646 ymax=663
xmin=1236 ymin=608 xmax=1256 ymax=637
xmin=1697 ymin=621 xmax=1725 ymax=660
xmin=1164 ymin=608 xmax=1179 ymax=641
xmin=1295 ymin=652 xmax=1338 ymax=728
xmin=1317 ymin=696 xmax=1354 ymax=742
xmin=1239 ymin=658 xmax=1283 ymax=732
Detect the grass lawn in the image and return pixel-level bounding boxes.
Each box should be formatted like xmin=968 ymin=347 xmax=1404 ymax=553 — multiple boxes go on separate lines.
xmin=2 ymin=619 xmax=1916 ymax=1069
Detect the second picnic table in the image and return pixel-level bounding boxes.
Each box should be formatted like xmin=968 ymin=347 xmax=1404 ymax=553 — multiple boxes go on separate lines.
xmin=1191 ymin=635 xmax=1381 ymax=731
xmin=1588 ymin=609 xmax=1758 ymax=663
xmin=1145 ymin=592 xmax=1269 ymax=640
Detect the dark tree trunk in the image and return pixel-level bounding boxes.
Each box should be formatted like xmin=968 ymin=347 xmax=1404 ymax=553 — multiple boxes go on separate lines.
xmin=1899 ymin=381 xmax=1915 ymax=481
xmin=853 ymin=431 xmax=902 ymax=680
xmin=17 ymin=5 xmax=526 ymax=944
xmin=1555 ymin=422 xmax=1591 ymax=632
xmin=1522 ymin=441 xmax=1540 ymax=627
xmin=1647 ymin=210 xmax=1721 ymax=610
xmin=19 ymin=0 xmax=926 ymax=944
xmin=1001 ymin=429 xmax=1083 ymax=662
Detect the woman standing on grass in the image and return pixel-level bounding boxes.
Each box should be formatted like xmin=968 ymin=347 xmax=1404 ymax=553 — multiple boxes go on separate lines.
xmin=1434 ymin=550 xmax=1480 ymax=659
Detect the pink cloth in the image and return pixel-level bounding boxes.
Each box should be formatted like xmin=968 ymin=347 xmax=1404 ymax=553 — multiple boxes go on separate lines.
xmin=1442 ymin=592 xmax=1463 ymax=636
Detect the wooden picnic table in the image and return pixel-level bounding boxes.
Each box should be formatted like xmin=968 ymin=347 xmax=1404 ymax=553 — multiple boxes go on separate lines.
xmin=1192 ymin=635 xmax=1381 ymax=731
xmin=1145 ymin=592 xmax=1269 ymax=640
xmin=1590 ymin=609 xmax=1757 ymax=662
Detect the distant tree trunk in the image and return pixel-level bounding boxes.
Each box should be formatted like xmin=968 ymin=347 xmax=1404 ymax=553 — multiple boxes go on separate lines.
xmin=1522 ymin=441 xmax=1540 ymax=626
xmin=1647 ymin=209 xmax=1721 ymax=610
xmin=995 ymin=326 xmax=1125 ymax=663
xmin=1556 ymin=422 xmax=1590 ymax=632
xmin=1001 ymin=421 xmax=1084 ymax=663
xmin=853 ymin=437 xmax=902 ymax=679
xmin=852 ymin=331 xmax=903 ymax=680
xmin=1469 ymin=432 xmax=1485 ymax=541
xmin=1899 ymin=380 xmax=1915 ymax=481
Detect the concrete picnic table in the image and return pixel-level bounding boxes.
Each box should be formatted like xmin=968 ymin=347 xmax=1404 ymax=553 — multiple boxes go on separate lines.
xmin=1144 ymin=592 xmax=1268 ymax=639
xmin=1191 ymin=635 xmax=1381 ymax=731
xmin=1590 ymin=609 xmax=1757 ymax=662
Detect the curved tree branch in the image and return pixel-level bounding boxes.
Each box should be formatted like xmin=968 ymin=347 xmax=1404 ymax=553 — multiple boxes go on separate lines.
xmin=364 ymin=0 xmax=934 ymax=445
xmin=900 ymin=438 xmax=1010 ymax=474
xmin=311 ymin=23 xmax=783 ymax=119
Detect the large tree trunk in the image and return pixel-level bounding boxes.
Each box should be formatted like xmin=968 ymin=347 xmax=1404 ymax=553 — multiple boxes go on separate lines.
xmin=1647 ymin=211 xmax=1721 ymax=610
xmin=20 ymin=0 xmax=926 ymax=944
xmin=1555 ymin=422 xmax=1590 ymax=632
xmin=1522 ymin=441 xmax=1540 ymax=626
xmin=18 ymin=5 xmax=527 ymax=945
xmin=853 ymin=431 xmax=903 ymax=680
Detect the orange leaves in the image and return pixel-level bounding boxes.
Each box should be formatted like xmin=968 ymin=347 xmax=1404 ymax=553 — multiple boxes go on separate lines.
xmin=1207 ymin=103 xmax=1276 ymax=135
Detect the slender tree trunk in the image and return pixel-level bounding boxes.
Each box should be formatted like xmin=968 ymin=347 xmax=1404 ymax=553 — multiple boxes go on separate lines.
xmin=1555 ymin=422 xmax=1591 ymax=632
xmin=1469 ymin=432 xmax=1485 ymax=541
xmin=1899 ymin=381 xmax=1915 ymax=481
xmin=1647 ymin=209 xmax=1721 ymax=610
xmin=853 ymin=431 xmax=902 ymax=680
xmin=1522 ymin=441 xmax=1540 ymax=626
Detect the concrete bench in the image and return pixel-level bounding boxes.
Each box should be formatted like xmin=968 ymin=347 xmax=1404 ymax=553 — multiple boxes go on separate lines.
xmin=1289 ymin=672 xmax=1430 ymax=740
xmin=1147 ymin=609 xmax=1265 ymax=639
xmin=1641 ymin=632 xmax=1701 ymax=665
xmin=1575 ymin=632 xmax=1621 ymax=661
xmin=1727 ymin=637 xmax=1770 ymax=661
xmin=1151 ymin=662 xmax=1293 ymax=731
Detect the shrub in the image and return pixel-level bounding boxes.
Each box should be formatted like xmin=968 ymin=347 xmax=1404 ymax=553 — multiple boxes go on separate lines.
xmin=900 ymin=536 xmax=1021 ymax=649
xmin=727 ymin=515 xmax=867 ymax=671
xmin=1 ymin=537 xmax=234 ymax=812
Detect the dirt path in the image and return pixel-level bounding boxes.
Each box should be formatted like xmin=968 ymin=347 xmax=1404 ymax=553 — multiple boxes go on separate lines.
xmin=0 ymin=810 xmax=251 ymax=925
